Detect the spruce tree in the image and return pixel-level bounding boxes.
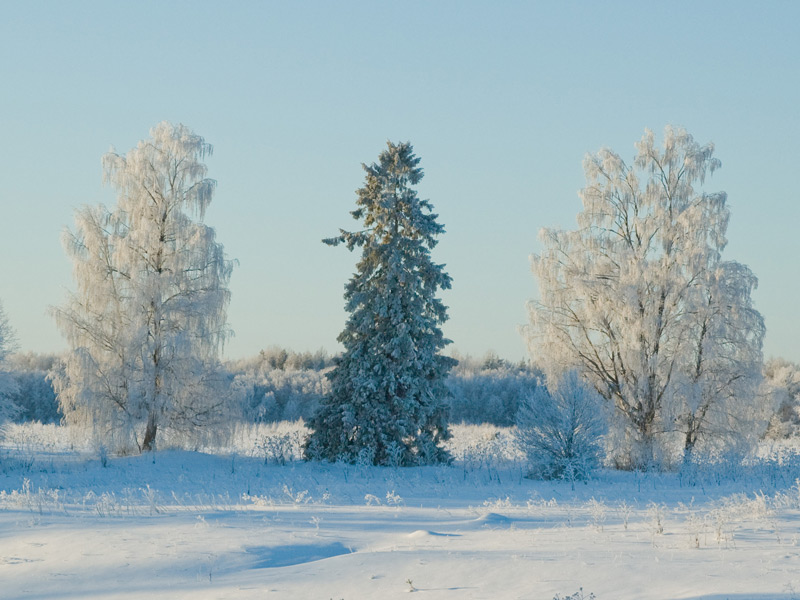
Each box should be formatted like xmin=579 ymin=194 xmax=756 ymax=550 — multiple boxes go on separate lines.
xmin=305 ymin=141 xmax=455 ymax=466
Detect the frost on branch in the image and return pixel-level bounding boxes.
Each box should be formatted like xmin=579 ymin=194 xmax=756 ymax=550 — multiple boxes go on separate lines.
xmin=527 ymin=126 xmax=765 ymax=469
xmin=763 ymin=359 xmax=800 ymax=439
xmin=0 ymin=301 xmax=21 ymax=424
xmin=305 ymin=141 xmax=455 ymax=466
xmin=515 ymin=371 xmax=606 ymax=481
xmin=52 ymin=122 xmax=235 ymax=453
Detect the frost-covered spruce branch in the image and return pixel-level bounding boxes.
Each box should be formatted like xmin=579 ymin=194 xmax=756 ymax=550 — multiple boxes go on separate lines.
xmin=305 ymin=141 xmax=455 ymax=466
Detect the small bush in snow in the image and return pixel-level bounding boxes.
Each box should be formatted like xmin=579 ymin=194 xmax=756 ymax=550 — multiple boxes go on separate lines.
xmin=515 ymin=372 xmax=605 ymax=481
xmin=444 ymin=424 xmax=523 ymax=469
xmin=258 ymin=424 xmax=305 ymax=465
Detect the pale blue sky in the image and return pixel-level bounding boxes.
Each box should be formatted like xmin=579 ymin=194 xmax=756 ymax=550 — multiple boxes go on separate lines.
xmin=1 ymin=1 xmax=798 ymax=362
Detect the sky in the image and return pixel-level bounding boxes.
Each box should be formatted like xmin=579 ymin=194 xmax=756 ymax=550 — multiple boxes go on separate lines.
xmin=0 ymin=1 xmax=798 ymax=363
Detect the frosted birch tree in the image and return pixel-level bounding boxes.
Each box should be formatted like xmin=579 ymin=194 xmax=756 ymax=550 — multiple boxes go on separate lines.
xmin=527 ymin=127 xmax=764 ymax=467
xmin=53 ymin=122 xmax=234 ymax=452
xmin=305 ymin=141 xmax=455 ymax=466
xmin=0 ymin=301 xmax=20 ymax=423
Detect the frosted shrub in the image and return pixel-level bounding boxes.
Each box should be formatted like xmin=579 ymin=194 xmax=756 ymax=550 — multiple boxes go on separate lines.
xmin=587 ymin=497 xmax=607 ymax=532
xmin=0 ymin=422 xmax=81 ymax=454
xmin=258 ymin=423 xmax=305 ymax=465
xmin=515 ymin=372 xmax=605 ymax=480
xmin=647 ymin=502 xmax=666 ymax=538
xmin=0 ymin=422 xmax=75 ymax=471
xmin=445 ymin=424 xmax=523 ymax=469
xmin=217 ymin=421 xmax=308 ymax=459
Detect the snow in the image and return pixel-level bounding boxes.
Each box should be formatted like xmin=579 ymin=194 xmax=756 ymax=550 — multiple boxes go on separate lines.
xmin=3 ymin=423 xmax=800 ymax=599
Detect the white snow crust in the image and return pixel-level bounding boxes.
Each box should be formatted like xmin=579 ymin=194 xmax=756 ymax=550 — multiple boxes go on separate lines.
xmin=2 ymin=423 xmax=800 ymax=599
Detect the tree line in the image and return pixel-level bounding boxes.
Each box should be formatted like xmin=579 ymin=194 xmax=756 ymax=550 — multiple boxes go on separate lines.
xmin=0 ymin=123 xmax=789 ymax=472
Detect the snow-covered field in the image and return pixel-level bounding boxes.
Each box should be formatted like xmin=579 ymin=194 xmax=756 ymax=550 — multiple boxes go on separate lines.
xmin=3 ymin=423 xmax=800 ymax=599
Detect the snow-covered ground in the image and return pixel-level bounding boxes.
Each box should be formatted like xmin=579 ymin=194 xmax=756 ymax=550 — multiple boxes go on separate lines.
xmin=2 ymin=423 xmax=800 ymax=599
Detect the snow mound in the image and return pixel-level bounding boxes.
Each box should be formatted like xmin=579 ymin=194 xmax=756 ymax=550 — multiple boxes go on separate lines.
xmin=245 ymin=542 xmax=352 ymax=568
xmin=474 ymin=512 xmax=513 ymax=528
xmin=408 ymin=529 xmax=433 ymax=539
xmin=407 ymin=530 xmax=459 ymax=539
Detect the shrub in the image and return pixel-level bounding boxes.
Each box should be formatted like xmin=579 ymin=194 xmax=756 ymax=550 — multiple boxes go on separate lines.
xmin=515 ymin=371 xmax=606 ymax=480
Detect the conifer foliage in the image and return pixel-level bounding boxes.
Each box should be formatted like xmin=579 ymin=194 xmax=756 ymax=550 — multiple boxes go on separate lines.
xmin=53 ymin=122 xmax=234 ymax=452
xmin=305 ymin=142 xmax=455 ymax=466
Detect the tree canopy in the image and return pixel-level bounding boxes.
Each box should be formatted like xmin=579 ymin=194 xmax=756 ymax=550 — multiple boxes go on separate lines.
xmin=527 ymin=127 xmax=765 ymax=467
xmin=53 ymin=122 xmax=234 ymax=452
